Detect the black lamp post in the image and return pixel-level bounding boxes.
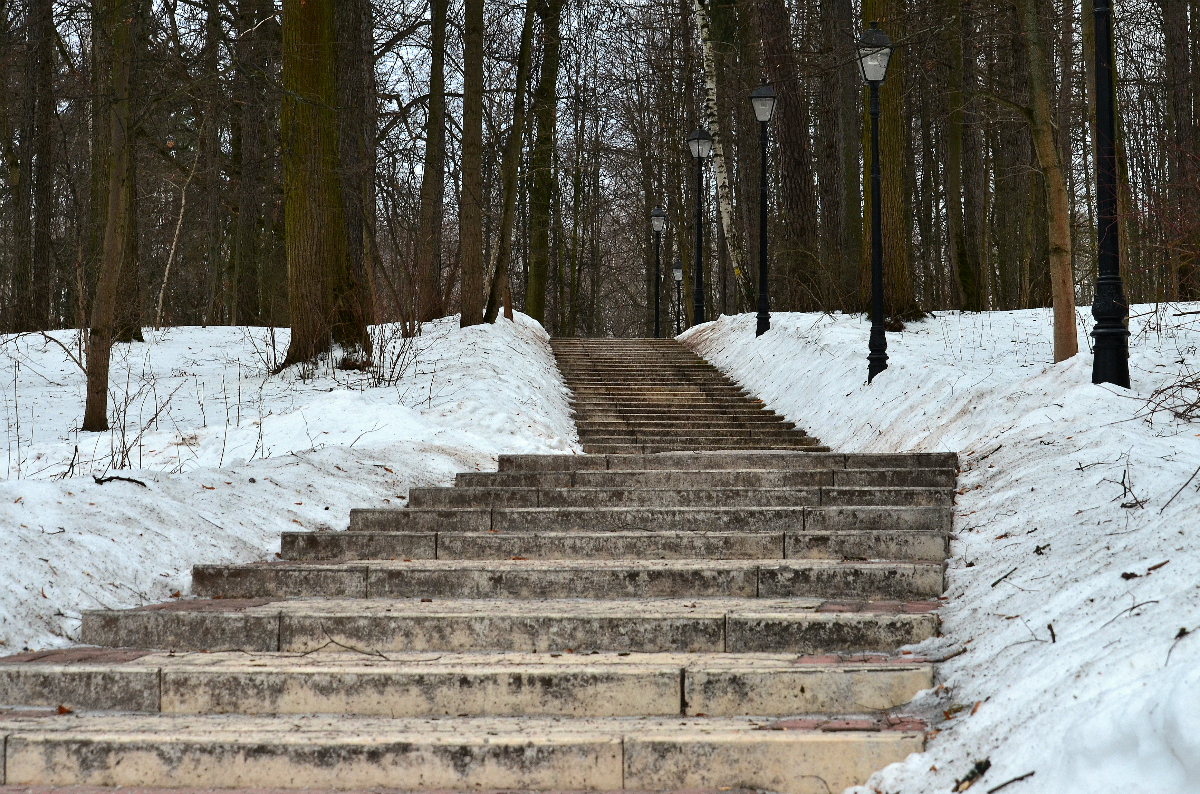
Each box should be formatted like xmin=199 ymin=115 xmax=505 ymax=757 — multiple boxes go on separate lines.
xmin=1090 ymin=0 xmax=1130 ymax=387
xmin=651 ymin=206 xmax=666 ymax=338
xmin=673 ymin=261 xmax=683 ymax=335
xmin=687 ymin=127 xmax=713 ymax=326
xmin=857 ymin=21 xmax=893 ymax=383
xmin=750 ymin=80 xmax=776 ymax=337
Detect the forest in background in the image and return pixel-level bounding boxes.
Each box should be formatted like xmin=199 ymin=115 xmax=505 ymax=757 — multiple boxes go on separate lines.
xmin=1 ymin=0 xmax=1198 ymax=345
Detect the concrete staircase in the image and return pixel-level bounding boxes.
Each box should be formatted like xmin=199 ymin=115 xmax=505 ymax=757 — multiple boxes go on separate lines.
xmin=0 ymin=339 xmax=955 ymax=793
xmin=552 ymin=338 xmax=827 ymax=454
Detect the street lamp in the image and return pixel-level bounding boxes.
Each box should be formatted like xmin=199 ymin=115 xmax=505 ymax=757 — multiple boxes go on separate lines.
xmin=750 ymin=79 xmax=776 ymax=337
xmin=672 ymin=261 xmax=684 ymax=335
xmin=857 ymin=21 xmax=893 ymax=383
xmin=651 ymin=206 xmax=667 ymax=338
xmin=687 ymin=127 xmax=713 ymax=326
xmin=1090 ymin=0 xmax=1130 ymax=387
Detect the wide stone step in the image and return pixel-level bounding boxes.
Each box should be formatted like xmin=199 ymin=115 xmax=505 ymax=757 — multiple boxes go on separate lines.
xmin=349 ymin=505 xmax=952 ymax=533
xmin=192 ymin=559 xmax=943 ymax=600
xmin=0 ymin=712 xmax=925 ymax=793
xmin=280 ymin=529 xmax=949 ymax=563
xmin=407 ymin=486 xmax=953 ymax=509
xmin=456 ymin=467 xmax=956 ymax=489
xmin=497 ymin=452 xmax=959 ymax=472
xmin=568 ymin=397 xmax=758 ymax=406
xmin=581 ymin=442 xmax=828 ymax=455
xmin=576 ymin=421 xmax=797 ymax=432
xmin=569 ymin=388 xmax=749 ymax=396
xmin=577 ymin=418 xmax=797 ymax=429
xmin=0 ymin=649 xmax=933 ymax=717
xmin=577 ymin=431 xmax=810 ymax=444
xmin=81 ymin=597 xmax=939 ymax=654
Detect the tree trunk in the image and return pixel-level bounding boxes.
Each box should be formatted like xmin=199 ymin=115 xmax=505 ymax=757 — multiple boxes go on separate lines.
xmin=459 ymin=0 xmax=485 ymax=327
xmin=415 ymin=0 xmax=448 ymax=322
xmin=695 ymin=0 xmax=750 ymax=305
xmin=232 ymin=0 xmax=272 ymax=325
xmin=1019 ymin=0 xmax=1077 ymax=361
xmin=753 ymin=0 xmax=819 ymax=310
xmin=483 ymin=0 xmax=535 ymax=324
xmin=861 ymin=0 xmax=920 ymax=321
xmin=83 ymin=0 xmax=138 ymax=432
xmin=8 ymin=5 xmax=36 ymax=332
xmin=1164 ymin=0 xmax=1194 ymax=299
xmin=336 ymin=0 xmax=376 ymax=326
xmin=944 ymin=0 xmax=980 ymax=310
xmin=279 ymin=0 xmax=367 ymax=367
xmin=525 ymin=0 xmax=565 ymax=325
xmin=29 ymin=0 xmax=55 ymax=329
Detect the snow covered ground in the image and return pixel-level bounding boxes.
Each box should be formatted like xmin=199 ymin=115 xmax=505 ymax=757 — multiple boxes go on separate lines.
xmin=684 ymin=305 xmax=1200 ymax=794
xmin=0 ymin=313 xmax=578 ymax=652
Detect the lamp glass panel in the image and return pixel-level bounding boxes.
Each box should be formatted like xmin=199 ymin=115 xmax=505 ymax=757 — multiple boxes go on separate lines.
xmin=856 ymin=44 xmax=891 ymax=83
xmin=752 ymin=96 xmax=775 ymax=122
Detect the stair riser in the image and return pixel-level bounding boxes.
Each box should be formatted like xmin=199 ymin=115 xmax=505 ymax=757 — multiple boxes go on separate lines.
xmin=4 ymin=734 xmax=626 ymax=790
xmin=192 ymin=563 xmax=943 ymax=601
xmin=1 ymin=663 xmax=932 ymax=717
xmin=350 ymin=506 xmax=952 ymax=534
xmin=456 ymin=468 xmax=956 ymax=489
xmin=498 ymin=452 xmax=959 ymax=472
xmin=280 ymin=530 xmax=948 ymax=563
xmin=576 ymin=422 xmax=797 ymax=431
xmin=580 ymin=444 xmax=830 ymax=454
xmin=81 ymin=611 xmax=939 ymax=655
xmin=408 ymin=487 xmax=951 ymax=509
xmin=577 ymin=432 xmax=807 ymax=443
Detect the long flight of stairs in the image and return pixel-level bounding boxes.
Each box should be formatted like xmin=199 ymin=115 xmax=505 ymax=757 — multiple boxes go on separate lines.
xmin=0 ymin=338 xmax=955 ymax=793
xmin=553 ymin=338 xmax=825 ymax=454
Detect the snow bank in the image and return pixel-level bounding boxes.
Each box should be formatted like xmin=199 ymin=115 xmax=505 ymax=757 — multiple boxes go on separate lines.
xmin=0 ymin=313 xmax=579 ymax=652
xmin=684 ymin=306 xmax=1200 ymax=794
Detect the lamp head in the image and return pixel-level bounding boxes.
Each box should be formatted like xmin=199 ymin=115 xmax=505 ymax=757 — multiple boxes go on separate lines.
xmin=672 ymin=261 xmax=683 ymax=282
xmin=650 ymin=206 xmax=667 ymax=233
xmin=750 ymin=79 xmax=776 ymax=123
xmin=856 ymin=21 xmax=893 ymax=85
xmin=687 ymin=127 xmax=713 ymax=159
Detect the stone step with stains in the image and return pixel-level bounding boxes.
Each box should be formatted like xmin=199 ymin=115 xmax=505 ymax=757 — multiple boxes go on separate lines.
xmin=80 ymin=597 xmax=940 ymax=655
xmin=455 ymin=467 xmax=956 ymax=489
xmin=406 ymin=486 xmax=954 ymax=509
xmin=347 ymin=505 xmax=953 ymax=534
xmin=280 ymin=529 xmax=948 ymax=563
xmin=0 ymin=712 xmax=926 ymax=794
xmin=190 ymin=559 xmax=944 ymax=601
xmin=496 ymin=452 xmax=959 ymax=472
xmin=0 ymin=649 xmax=933 ymax=718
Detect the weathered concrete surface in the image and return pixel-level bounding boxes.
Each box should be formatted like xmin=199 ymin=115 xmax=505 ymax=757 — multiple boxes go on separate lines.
xmin=81 ymin=598 xmax=939 ymax=655
xmin=0 ymin=651 xmax=933 ymax=718
xmin=497 ymin=451 xmax=957 ymax=472
xmin=436 ymin=531 xmax=786 ymax=561
xmin=0 ymin=714 xmax=923 ymax=793
xmin=193 ymin=559 xmax=942 ymax=601
xmin=623 ymin=726 xmax=924 ymax=794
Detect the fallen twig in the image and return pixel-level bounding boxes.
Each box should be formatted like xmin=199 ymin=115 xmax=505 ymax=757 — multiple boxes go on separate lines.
xmin=1160 ymin=464 xmax=1200 ymax=513
xmin=1166 ymin=626 xmax=1195 ymax=664
xmin=1100 ymin=600 xmax=1160 ymax=629
xmin=93 ymin=474 xmax=147 ymax=487
xmin=987 ymin=771 xmax=1035 ymax=793
xmin=991 ymin=567 xmax=1018 ymax=588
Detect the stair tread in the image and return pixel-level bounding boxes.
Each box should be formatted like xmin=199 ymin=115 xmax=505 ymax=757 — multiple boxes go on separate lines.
xmin=94 ymin=596 xmax=939 ymax=616
xmin=0 ymin=649 xmax=936 ymax=671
